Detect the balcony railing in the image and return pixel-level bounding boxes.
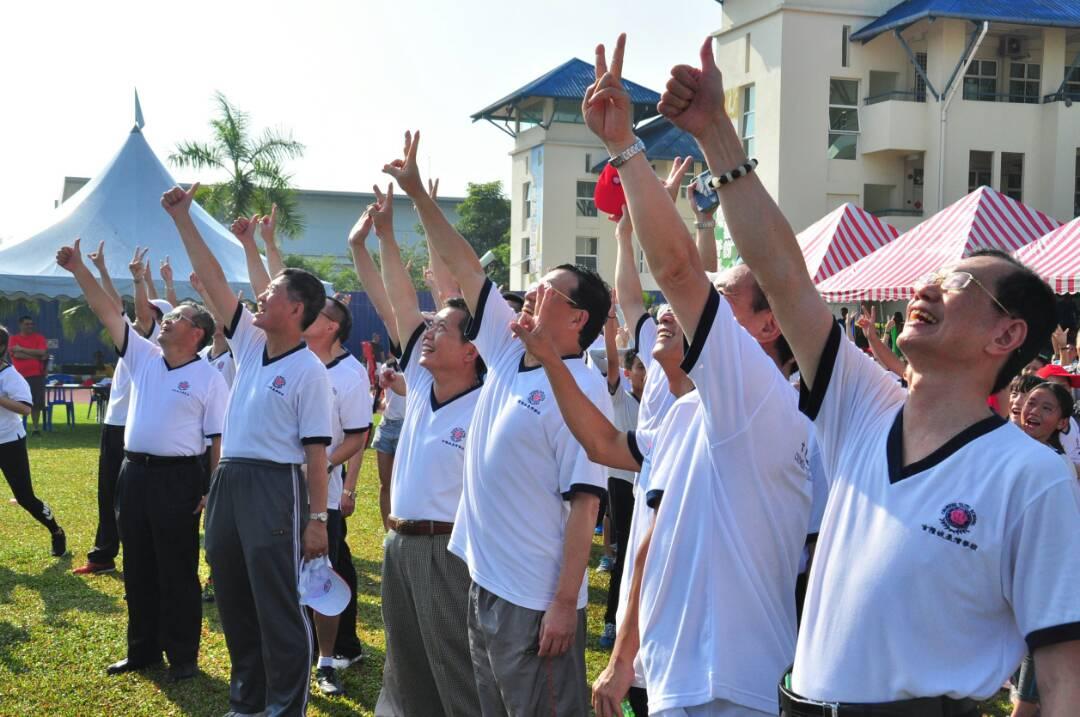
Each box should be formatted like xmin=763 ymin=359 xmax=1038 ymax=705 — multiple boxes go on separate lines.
xmin=1044 ymin=90 xmax=1080 ymax=104
xmin=963 ymin=91 xmax=1040 ymax=105
xmin=864 ymin=90 xmax=926 ymax=106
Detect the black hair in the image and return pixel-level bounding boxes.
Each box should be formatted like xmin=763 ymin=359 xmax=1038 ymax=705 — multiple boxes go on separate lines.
xmin=501 ymin=291 xmax=524 ymax=312
xmin=444 ymin=297 xmax=487 ymax=381
xmin=324 ymin=297 xmax=352 ymax=345
xmin=839 ymin=307 xmax=849 ymax=317
xmin=892 ymin=311 xmax=904 ymax=327
xmin=177 ymin=301 xmax=215 ymax=351
xmin=1010 ymin=372 xmax=1044 ymax=396
xmin=0 ymin=326 xmax=8 ymax=353
xmin=1029 ymin=354 xmax=1050 ymax=369
xmin=1030 ymin=381 xmax=1075 ymax=452
xmin=622 ymin=348 xmax=639 ymax=370
xmin=734 ymin=272 xmax=792 ymax=365
xmin=970 ymin=249 xmax=1057 ymax=393
xmin=281 ymin=268 xmax=327 ymax=330
xmin=18 ymin=316 xmax=32 ymax=324
xmin=554 ymin=263 xmax=611 ymax=352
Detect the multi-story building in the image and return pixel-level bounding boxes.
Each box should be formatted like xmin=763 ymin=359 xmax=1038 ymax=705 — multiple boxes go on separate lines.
xmin=473 ymin=58 xmax=708 ymax=291
xmin=713 ymin=0 xmax=1080 ymax=235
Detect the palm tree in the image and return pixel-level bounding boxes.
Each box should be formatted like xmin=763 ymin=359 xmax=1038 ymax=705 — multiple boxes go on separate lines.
xmin=170 ymin=92 xmax=305 ymax=236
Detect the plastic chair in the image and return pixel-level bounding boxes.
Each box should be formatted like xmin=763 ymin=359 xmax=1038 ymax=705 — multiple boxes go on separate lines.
xmin=43 ymin=374 xmax=76 ymax=431
xmin=88 ymin=385 xmax=110 ymax=424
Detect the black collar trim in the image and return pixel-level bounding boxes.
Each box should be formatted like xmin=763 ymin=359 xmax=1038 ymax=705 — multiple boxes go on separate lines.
xmin=886 ymin=406 xmax=1007 ymax=484
xmin=262 ymin=342 xmax=308 ymax=366
xmin=325 ymin=350 xmax=352 ymax=371
xmin=798 ymin=321 xmax=842 ymax=421
xmin=429 ymin=381 xmax=483 ymax=411
xmin=679 ymin=288 xmax=720 ymax=374
xmin=518 ymin=352 xmax=584 ymax=373
xmin=164 ymin=355 xmax=201 ymax=372
xmin=207 ymin=348 xmax=231 ymax=362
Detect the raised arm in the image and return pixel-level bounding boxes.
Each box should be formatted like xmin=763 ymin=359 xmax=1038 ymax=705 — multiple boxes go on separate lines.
xmin=382 ymin=131 xmax=487 ymax=313
xmin=189 ymin=271 xmax=227 ymax=327
xmin=614 ymin=212 xmax=647 ymax=332
xmin=603 ymin=307 xmax=621 ymax=392
xmin=231 ymin=214 xmax=271 ymax=298
xmin=87 ymin=241 xmax=124 ymax=315
xmin=56 ymin=239 xmax=127 ymax=349
xmin=658 ymin=35 xmax=834 ymax=387
xmin=584 ymin=35 xmax=713 ymax=340
xmin=144 ymin=259 xmax=159 ymax=301
xmin=347 ymin=210 xmax=400 ymax=348
xmin=160 ymin=256 xmax=179 ymax=307
xmin=161 ymin=184 xmax=240 ymax=323
xmin=371 ymin=184 xmax=425 ymax=344
xmin=510 ymin=286 xmax=639 ymax=472
xmin=259 ymin=204 xmax=286 ymax=279
xmin=856 ymin=306 xmax=906 ymax=378
xmin=423 ymin=178 xmax=462 ymax=305
xmin=690 ymin=189 xmax=720 ymax=273
xmin=129 ymin=247 xmax=154 ymax=336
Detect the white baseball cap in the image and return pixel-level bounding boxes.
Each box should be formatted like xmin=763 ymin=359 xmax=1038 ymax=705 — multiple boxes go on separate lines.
xmin=150 ymin=299 xmax=174 ymax=316
xmin=298 ymin=556 xmax=350 ymax=616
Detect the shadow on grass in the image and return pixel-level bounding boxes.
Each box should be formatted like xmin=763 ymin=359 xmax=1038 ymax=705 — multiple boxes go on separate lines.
xmin=0 ymin=558 xmax=122 ymax=625
xmin=0 ymin=621 xmax=31 ymax=673
xmin=143 ymin=664 xmax=232 ymax=716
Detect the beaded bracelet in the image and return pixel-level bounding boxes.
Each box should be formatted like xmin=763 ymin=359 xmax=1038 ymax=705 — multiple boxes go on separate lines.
xmin=707 ymin=159 xmax=759 ymax=189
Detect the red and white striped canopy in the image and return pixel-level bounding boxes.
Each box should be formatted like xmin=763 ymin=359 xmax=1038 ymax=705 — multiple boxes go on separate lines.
xmin=1014 ymin=217 xmax=1080 ymax=294
xmin=817 ymin=187 xmax=1060 ymax=303
xmin=798 ymin=203 xmax=900 ymax=284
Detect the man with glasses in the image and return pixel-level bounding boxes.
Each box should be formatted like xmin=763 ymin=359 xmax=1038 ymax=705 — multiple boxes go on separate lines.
xmin=652 ymin=33 xmax=1080 ymax=714
xmin=9 ymin=315 xmax=49 ymax=435
xmin=383 ymin=131 xmax=612 ymax=714
xmin=56 ymin=239 xmax=227 ymax=681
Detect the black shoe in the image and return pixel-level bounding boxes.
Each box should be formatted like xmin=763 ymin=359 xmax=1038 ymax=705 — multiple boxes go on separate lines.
xmin=106 ymin=657 xmax=162 ymax=675
xmin=51 ymin=529 xmax=66 ymax=557
xmin=168 ymin=662 xmax=198 ymax=681
xmin=315 ymin=666 xmax=344 ymax=696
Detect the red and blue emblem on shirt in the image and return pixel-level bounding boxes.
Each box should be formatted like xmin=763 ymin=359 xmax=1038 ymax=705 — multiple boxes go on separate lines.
xmin=178 ymin=381 xmax=190 ymax=391
xmin=527 ymin=389 xmax=546 ymax=405
xmin=450 ymin=427 xmax=466 ymax=443
xmin=940 ymin=502 xmax=977 ymax=535
xmin=269 ymin=375 xmax=288 ymax=396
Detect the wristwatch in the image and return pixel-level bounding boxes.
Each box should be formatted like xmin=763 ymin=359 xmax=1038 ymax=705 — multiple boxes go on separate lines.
xmin=308 ymin=512 xmax=329 ymax=523
xmin=342 ymin=489 xmax=356 ymax=498
xmin=609 ymin=137 xmax=645 ymax=168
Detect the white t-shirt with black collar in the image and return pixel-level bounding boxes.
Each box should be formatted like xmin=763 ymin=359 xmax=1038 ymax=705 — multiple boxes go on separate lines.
xmin=793 ymin=321 xmax=1080 ymax=702
xmin=105 ymin=318 xmax=160 ymax=427
xmin=118 ymin=325 xmax=228 ymax=456
xmin=390 ymin=324 xmax=483 ymax=523
xmin=633 ymin=289 xmax=811 ymax=715
xmin=448 ymin=279 xmax=612 ymax=612
xmin=325 ymin=351 xmax=373 ymax=510
xmin=0 ymin=365 xmax=32 ymax=443
xmin=200 ymin=345 xmax=236 ymax=389
xmin=221 ymin=305 xmax=332 ymax=465
xmin=634 ymin=314 xmax=677 ymax=437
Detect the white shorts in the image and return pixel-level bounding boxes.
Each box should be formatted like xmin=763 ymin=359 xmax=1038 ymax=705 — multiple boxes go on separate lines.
xmin=653 ymin=700 xmax=771 ymax=717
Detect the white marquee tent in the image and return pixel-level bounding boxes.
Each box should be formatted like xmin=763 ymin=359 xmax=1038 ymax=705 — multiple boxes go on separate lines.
xmin=0 ymin=125 xmax=251 ymax=301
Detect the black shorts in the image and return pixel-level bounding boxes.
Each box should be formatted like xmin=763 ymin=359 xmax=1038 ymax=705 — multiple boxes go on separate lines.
xmin=26 ymin=375 xmax=45 ymax=411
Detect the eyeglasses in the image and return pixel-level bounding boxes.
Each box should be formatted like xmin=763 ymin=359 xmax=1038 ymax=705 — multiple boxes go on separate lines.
xmin=915 ymin=269 xmax=1012 ymax=317
xmin=162 ymin=310 xmax=197 ymax=327
xmin=541 ymin=282 xmax=580 ymax=309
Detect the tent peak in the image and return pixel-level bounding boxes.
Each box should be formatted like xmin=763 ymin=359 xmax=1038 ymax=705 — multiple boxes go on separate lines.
xmin=134 ymin=88 xmax=145 ymax=131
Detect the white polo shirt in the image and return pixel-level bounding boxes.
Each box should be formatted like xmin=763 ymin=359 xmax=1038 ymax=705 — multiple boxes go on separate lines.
xmin=325 ymin=351 xmax=373 ymax=510
xmin=119 ymin=325 xmax=228 ymax=456
xmin=0 ymin=364 xmax=32 ymax=443
xmin=105 ymin=318 xmax=160 ymax=427
xmin=221 ymin=305 xmax=332 ymax=464
xmin=390 ymin=325 xmax=482 ymax=523
xmin=793 ymin=322 xmax=1080 ymax=702
xmin=449 ymin=280 xmax=612 ymax=611
xmin=608 ymin=386 xmax=640 ymax=484
xmin=381 ymin=362 xmax=406 ymax=421
xmin=1059 ymin=416 xmax=1080 ymax=465
xmin=200 ymin=346 xmax=236 ymax=389
xmin=637 ymin=289 xmax=811 ymax=714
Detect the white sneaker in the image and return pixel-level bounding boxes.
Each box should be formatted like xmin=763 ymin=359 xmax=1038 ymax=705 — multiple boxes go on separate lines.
xmin=331 ymin=653 xmax=364 ymax=670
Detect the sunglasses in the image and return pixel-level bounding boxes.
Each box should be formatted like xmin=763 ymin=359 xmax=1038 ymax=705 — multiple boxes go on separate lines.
xmin=915 ymin=269 xmax=1011 ymax=317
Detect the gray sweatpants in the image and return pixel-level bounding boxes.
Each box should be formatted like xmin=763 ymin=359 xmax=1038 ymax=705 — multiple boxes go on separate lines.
xmin=467 ymin=582 xmax=588 ymax=717
xmin=375 ymin=531 xmax=480 ymax=717
xmin=204 ymin=458 xmax=312 ymax=717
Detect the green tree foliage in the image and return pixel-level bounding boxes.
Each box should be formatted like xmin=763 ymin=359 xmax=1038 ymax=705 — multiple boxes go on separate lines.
xmin=170 ymin=92 xmax=305 ymax=237
xmin=454 ymin=181 xmax=510 ymax=287
xmin=283 ymin=242 xmax=430 ymax=294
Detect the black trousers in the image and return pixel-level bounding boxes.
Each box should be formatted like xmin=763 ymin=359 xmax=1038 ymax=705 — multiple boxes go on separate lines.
xmin=604 ymin=477 xmax=635 ymax=625
xmin=0 ymin=436 xmax=57 ymax=532
xmin=115 ymin=456 xmax=202 ymax=666
xmin=88 ymin=424 xmax=125 ymax=564
xmin=333 ymin=514 xmax=364 ymax=658
xmin=628 ymin=686 xmax=649 ymax=717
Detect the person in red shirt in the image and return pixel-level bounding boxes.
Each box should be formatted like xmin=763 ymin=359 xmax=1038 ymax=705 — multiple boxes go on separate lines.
xmin=9 ymin=316 xmax=48 ymax=435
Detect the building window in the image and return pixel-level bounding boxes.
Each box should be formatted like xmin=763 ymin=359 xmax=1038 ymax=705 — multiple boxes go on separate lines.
xmin=522 ymin=182 xmax=535 ymax=230
xmin=1001 ymin=153 xmax=1024 ymax=202
xmin=741 ymin=84 xmax=756 ymax=157
xmin=963 ymin=60 xmax=998 ymax=101
xmin=1067 ymin=66 xmax=1080 ymax=100
xmin=1009 ymin=63 xmax=1041 ymax=104
xmin=744 ymin=33 xmax=751 ymax=73
xmin=552 ymin=98 xmax=584 ymax=124
xmin=637 ymin=246 xmax=650 ymax=274
xmin=575 ymin=236 xmax=598 ymax=271
xmin=521 ymin=236 xmax=532 ymax=276
xmin=827 ymin=79 xmax=859 ymax=160
xmin=524 ymin=154 xmax=530 ymax=176
xmin=841 ymin=25 xmax=851 ymax=68
xmin=914 ymin=52 xmax=928 ymax=101
xmin=968 ymin=151 xmax=993 ymax=193
xmin=576 ymin=181 xmax=597 ymax=217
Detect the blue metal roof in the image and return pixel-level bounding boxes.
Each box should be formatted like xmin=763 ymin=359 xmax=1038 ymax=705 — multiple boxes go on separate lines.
xmin=851 ymin=0 xmax=1080 ymax=42
xmin=591 ymin=116 xmax=705 ymax=171
xmin=472 ymin=58 xmax=660 ymax=124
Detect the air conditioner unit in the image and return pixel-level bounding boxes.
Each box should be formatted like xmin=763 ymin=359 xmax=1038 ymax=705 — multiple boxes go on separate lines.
xmin=999 ymin=36 xmax=1024 ymax=58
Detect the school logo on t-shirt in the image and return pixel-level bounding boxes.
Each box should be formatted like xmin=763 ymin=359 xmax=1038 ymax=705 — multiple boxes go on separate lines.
xmin=269 ymin=375 xmax=287 ymax=396
xmin=921 ymin=502 xmax=979 ymax=551
xmin=528 ymin=389 xmax=546 ymax=405
xmin=442 ymin=426 xmax=467 ymax=450
xmin=173 ymin=380 xmax=192 ymax=396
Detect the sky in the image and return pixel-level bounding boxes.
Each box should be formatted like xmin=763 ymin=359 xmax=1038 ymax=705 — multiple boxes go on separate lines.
xmin=0 ymin=0 xmax=721 ymax=241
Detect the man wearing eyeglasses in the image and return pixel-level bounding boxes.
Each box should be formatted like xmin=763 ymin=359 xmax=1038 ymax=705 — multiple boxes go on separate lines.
xmin=654 ymin=33 xmax=1080 ymax=715
xmin=383 ymin=130 xmax=613 ymax=715
xmin=56 ymin=239 xmax=227 ymax=682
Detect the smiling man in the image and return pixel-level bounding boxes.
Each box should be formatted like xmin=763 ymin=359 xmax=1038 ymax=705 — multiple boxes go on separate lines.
xmin=651 ymin=33 xmax=1080 ymax=715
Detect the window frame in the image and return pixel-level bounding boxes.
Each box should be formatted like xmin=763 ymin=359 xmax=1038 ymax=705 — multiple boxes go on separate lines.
xmin=741 ymin=84 xmax=756 ymax=158
xmin=1000 ymin=152 xmax=1024 ymax=202
xmin=575 ymin=236 xmax=599 ymax=272
xmin=827 ymin=78 xmax=860 ymax=161
xmin=963 ymin=59 xmax=998 ymax=101
xmin=575 ymin=180 xmax=598 ymax=218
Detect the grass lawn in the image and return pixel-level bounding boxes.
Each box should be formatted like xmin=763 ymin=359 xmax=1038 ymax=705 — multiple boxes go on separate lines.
xmin=0 ymin=410 xmax=1013 ymax=715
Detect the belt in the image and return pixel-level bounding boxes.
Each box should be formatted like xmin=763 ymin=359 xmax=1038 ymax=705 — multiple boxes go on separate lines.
xmin=124 ymin=451 xmax=200 ymax=466
xmin=779 ymin=675 xmax=980 ymax=717
xmin=387 ymin=517 xmax=454 ymax=536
